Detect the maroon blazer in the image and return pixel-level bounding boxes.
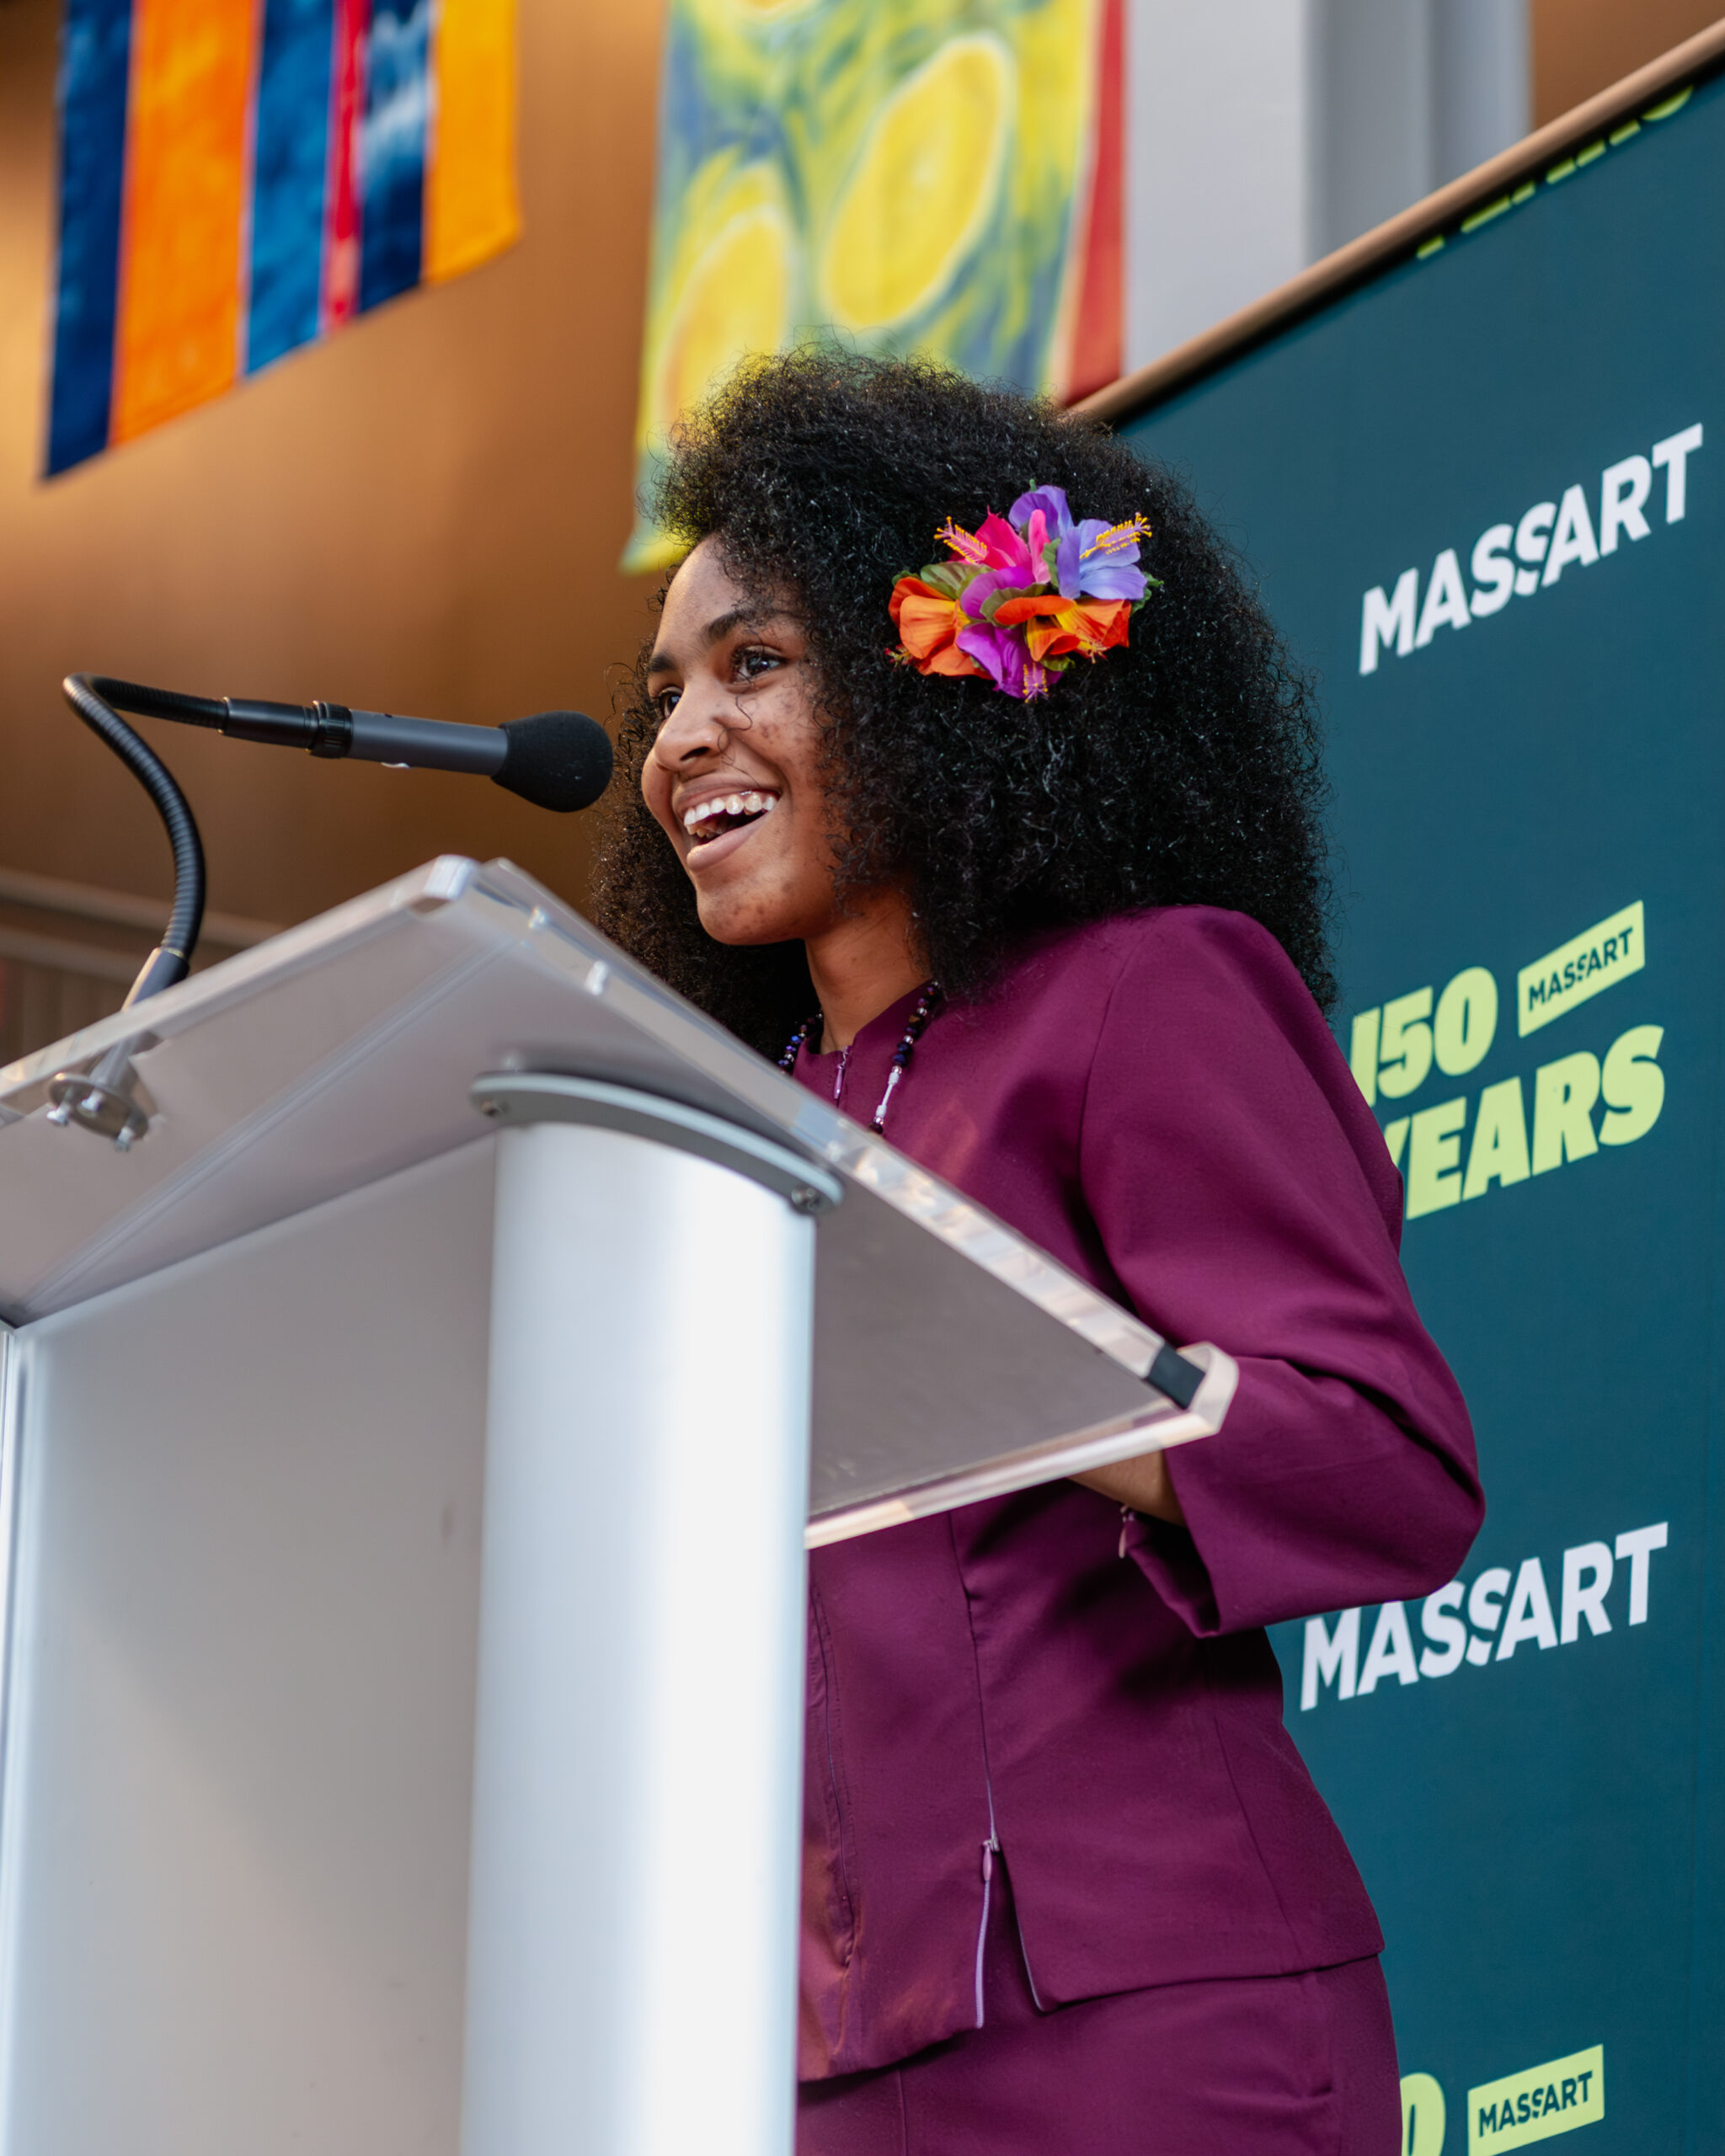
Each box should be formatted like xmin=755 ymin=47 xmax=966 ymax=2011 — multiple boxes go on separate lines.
xmin=792 ymin=907 xmax=1482 ymax=2079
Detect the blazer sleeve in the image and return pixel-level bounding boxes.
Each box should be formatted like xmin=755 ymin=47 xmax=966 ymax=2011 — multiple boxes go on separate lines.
xmin=1077 ymin=908 xmax=1484 ymax=1636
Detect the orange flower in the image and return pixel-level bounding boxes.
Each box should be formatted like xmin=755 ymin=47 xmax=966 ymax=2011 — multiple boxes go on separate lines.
xmin=889 ymin=575 xmax=987 ymax=679
xmin=991 ymin=593 xmax=1132 ymax=664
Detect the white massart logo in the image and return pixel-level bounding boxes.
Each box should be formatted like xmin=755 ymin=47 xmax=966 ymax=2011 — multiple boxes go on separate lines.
xmin=1357 ymin=423 xmax=1702 ymax=675
xmin=1300 ymin=1524 xmax=1667 ymax=1712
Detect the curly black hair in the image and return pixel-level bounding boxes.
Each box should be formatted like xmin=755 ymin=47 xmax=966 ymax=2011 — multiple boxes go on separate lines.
xmin=590 ymin=349 xmax=1334 ymax=1056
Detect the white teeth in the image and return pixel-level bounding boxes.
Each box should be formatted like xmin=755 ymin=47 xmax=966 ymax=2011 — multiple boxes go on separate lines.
xmin=681 ymin=790 xmax=780 ymax=840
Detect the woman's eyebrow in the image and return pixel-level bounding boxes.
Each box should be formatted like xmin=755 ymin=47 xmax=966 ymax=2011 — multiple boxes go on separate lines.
xmin=646 ymin=606 xmax=781 ymax=677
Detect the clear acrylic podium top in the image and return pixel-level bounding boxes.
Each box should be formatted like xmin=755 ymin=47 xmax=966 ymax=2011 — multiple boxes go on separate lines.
xmin=0 ymin=857 xmax=1230 ymax=1541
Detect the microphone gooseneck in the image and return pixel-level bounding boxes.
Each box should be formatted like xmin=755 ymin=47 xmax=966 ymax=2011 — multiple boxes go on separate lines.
xmin=62 ymin=674 xmax=206 ymax=1006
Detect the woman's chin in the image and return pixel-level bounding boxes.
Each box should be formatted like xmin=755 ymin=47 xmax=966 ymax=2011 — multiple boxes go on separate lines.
xmin=693 ymin=889 xmax=804 ymax=948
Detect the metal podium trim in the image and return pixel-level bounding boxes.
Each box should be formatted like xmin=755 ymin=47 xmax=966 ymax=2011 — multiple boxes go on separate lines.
xmin=805 ymin=1340 xmax=1239 ymax=1545
xmin=470 ymin=1072 xmax=844 ymax=1215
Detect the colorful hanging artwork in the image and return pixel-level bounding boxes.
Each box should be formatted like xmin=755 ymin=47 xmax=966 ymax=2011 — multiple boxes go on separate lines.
xmin=46 ymin=0 xmax=520 ymax=477
xmin=624 ymin=0 xmax=1123 ymax=573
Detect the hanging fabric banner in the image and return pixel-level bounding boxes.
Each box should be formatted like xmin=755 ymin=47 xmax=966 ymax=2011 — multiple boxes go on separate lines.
xmin=45 ymin=0 xmax=521 ymax=477
xmin=624 ymin=0 xmax=1123 ymax=574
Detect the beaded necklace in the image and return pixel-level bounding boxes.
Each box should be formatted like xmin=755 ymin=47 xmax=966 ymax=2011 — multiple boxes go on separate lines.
xmin=778 ymin=982 xmax=942 ymax=1134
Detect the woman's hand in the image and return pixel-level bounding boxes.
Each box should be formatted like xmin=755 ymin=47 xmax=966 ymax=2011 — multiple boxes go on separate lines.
xmin=1072 ymin=1450 xmax=1186 ymax=1525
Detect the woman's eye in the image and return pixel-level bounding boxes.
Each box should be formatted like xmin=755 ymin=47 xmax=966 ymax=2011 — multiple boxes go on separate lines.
xmin=651 ymin=686 xmax=681 ymax=723
xmin=733 ymin=646 xmax=783 ymax=685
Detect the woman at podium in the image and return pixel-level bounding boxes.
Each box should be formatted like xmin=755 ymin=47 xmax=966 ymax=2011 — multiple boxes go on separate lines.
xmin=593 ymin=351 xmax=1482 ymax=2155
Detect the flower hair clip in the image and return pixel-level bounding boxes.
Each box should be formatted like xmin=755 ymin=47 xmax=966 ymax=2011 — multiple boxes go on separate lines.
xmin=887 ymin=484 xmax=1159 ymax=701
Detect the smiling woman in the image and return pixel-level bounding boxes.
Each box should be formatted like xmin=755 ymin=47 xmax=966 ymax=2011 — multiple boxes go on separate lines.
xmin=589 ymin=350 xmax=1483 ymax=2155
xmin=638 ymin=543 xmax=927 ymax=1053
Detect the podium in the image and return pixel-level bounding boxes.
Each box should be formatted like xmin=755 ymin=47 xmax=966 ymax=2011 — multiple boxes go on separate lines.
xmin=0 ymin=857 xmax=1235 ymax=2156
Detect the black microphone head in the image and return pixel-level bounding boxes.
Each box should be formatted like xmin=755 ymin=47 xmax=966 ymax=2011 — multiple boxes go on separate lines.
xmin=493 ymin=710 xmax=613 ymax=813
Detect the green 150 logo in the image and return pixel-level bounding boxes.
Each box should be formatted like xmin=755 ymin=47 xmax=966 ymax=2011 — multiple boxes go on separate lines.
xmin=1345 ymin=907 xmax=1662 ymax=1219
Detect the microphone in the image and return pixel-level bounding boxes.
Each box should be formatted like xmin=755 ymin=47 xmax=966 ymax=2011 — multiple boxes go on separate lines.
xmin=82 ymin=678 xmax=614 ymax=814
xmin=55 ymin=672 xmax=615 ymax=1028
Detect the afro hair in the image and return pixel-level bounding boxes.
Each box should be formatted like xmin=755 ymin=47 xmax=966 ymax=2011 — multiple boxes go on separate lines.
xmin=590 ymin=349 xmax=1334 ymax=1056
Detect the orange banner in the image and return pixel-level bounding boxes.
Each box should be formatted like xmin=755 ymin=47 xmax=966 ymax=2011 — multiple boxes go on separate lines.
xmin=111 ymin=0 xmax=256 ymax=446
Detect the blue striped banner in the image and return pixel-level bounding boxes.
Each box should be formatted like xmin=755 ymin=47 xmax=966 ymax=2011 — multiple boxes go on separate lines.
xmin=247 ymin=0 xmax=336 ymax=371
xmin=357 ymin=0 xmax=431 ymax=312
xmin=47 ymin=0 xmax=131 ymax=476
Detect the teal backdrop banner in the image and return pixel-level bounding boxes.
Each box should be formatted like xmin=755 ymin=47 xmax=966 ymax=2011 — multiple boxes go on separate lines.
xmin=1121 ymin=70 xmax=1723 ymax=2156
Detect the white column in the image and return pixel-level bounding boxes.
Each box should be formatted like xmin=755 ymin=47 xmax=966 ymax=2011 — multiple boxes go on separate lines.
xmin=1124 ymin=0 xmax=1530 ymax=371
xmin=1431 ymin=0 xmax=1531 ymax=190
xmin=1308 ymin=0 xmax=1434 ymax=259
xmin=462 ymin=1118 xmax=814 ymax=2156
xmin=1125 ymin=0 xmax=1316 ymax=368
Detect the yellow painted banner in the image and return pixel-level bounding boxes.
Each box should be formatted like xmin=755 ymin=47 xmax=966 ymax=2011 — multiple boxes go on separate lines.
xmin=626 ymin=0 xmax=1115 ymax=571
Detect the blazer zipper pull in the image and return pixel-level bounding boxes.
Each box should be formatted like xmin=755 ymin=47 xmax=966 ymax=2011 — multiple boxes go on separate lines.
xmin=973 ymin=1833 xmax=1001 ymax=2027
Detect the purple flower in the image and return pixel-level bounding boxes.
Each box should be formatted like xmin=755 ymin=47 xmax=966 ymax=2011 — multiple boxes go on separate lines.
xmin=1055 ymin=515 xmax=1151 ymax=603
xmin=957 ymin=621 xmax=1049 ymax=700
xmin=1008 ymin=485 xmax=1074 ymax=537
xmin=959 ymin=566 xmax=1023 ymax=622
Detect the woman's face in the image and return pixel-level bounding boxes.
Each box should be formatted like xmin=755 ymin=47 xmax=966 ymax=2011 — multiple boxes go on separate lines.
xmin=643 ymin=536 xmax=846 ymax=948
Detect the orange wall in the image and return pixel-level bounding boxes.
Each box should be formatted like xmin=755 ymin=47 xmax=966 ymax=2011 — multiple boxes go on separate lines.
xmin=1534 ymin=1 xmax=1724 ymax=124
xmin=0 ymin=0 xmax=665 ymax=931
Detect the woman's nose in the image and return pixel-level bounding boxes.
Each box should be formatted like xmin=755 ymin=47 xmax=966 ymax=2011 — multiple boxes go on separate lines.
xmin=656 ymin=693 xmax=729 ymax=765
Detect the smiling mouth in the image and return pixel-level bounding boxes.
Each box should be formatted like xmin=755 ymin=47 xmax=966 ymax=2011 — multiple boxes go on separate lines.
xmin=682 ymin=790 xmax=779 ymax=849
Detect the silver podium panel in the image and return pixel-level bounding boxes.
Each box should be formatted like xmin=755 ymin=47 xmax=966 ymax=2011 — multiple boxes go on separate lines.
xmin=0 ymin=1145 xmax=492 ymax=2156
xmin=0 ymin=858 xmax=1231 ymax=1540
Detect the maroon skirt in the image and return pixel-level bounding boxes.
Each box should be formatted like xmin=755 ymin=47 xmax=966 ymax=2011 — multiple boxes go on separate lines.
xmin=798 ymin=1865 xmax=1401 ymax=2156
